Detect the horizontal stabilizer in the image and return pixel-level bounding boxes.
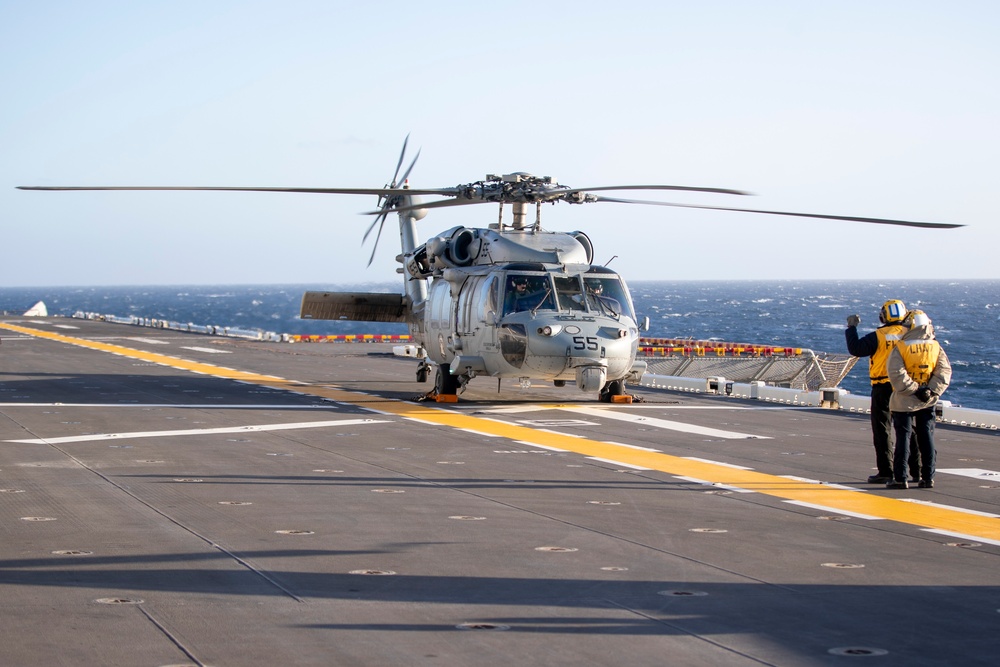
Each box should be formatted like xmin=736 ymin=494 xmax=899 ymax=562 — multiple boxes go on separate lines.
xmin=300 ymin=291 xmax=409 ymax=323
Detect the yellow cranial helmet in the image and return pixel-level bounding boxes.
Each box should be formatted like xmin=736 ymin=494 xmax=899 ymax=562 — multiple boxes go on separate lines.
xmin=879 ymin=299 xmax=907 ymax=324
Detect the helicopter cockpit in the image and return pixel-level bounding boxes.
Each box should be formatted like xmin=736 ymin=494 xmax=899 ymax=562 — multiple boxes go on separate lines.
xmin=501 ymin=269 xmax=635 ymax=321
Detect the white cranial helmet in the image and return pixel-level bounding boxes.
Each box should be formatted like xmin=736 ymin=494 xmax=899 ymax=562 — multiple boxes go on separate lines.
xmin=909 ymin=310 xmax=931 ymax=328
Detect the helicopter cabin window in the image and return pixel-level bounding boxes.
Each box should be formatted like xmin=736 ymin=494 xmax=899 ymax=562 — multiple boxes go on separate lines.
xmin=458 ymin=275 xmax=495 ymax=331
xmin=429 ymin=280 xmax=452 ymax=330
xmin=480 ymin=275 xmax=498 ymax=323
xmin=456 ymin=276 xmax=477 ymax=332
xmin=503 ymin=274 xmax=555 ymax=315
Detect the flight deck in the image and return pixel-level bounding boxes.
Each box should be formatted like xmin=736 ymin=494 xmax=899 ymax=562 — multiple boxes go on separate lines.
xmin=1 ymin=316 xmax=998 ymax=666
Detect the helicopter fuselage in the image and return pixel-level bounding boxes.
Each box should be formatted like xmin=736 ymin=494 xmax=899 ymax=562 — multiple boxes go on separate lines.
xmin=403 ymin=225 xmax=647 ymax=394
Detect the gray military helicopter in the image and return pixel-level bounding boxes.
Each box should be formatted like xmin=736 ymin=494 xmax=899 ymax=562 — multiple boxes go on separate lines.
xmin=19 ymin=138 xmax=963 ymax=402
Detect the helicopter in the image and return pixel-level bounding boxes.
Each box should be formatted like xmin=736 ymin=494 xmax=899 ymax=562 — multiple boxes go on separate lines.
xmin=18 ymin=138 xmax=963 ymax=402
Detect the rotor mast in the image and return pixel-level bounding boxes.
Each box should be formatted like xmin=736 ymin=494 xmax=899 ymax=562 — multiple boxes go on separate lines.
xmin=489 ymin=173 xmax=552 ymax=231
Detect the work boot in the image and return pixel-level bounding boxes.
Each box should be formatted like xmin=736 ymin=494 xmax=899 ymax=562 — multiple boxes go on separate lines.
xmin=867 ymin=474 xmax=892 ymax=484
xmin=918 ymin=479 xmax=934 ymax=489
xmin=885 ymin=479 xmax=909 ymax=490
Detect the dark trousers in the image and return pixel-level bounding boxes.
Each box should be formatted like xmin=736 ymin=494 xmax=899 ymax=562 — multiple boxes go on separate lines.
xmin=891 ymin=407 xmax=936 ymax=483
xmin=870 ymin=382 xmax=894 ymax=477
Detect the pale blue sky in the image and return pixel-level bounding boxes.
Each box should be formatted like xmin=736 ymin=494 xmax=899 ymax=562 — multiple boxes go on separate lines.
xmin=3 ymin=1 xmax=998 ymax=286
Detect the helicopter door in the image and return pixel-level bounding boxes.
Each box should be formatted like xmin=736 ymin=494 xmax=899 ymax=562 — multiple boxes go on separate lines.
xmin=426 ymin=279 xmax=454 ymax=364
xmin=456 ymin=276 xmax=479 ymax=343
xmin=453 ymin=275 xmax=497 ymax=369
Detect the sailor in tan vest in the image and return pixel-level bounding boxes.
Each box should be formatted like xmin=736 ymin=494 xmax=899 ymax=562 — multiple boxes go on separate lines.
xmin=885 ymin=310 xmax=952 ymax=489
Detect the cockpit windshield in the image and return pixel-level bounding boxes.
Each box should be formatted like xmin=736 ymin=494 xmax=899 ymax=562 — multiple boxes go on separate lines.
xmin=503 ymin=274 xmax=555 ymax=314
xmin=583 ymin=274 xmax=634 ymax=320
xmin=502 ymin=271 xmax=635 ymax=321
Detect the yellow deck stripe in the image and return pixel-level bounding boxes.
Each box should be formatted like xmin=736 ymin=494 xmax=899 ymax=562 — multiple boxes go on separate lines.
xmin=6 ymin=322 xmax=1000 ymax=543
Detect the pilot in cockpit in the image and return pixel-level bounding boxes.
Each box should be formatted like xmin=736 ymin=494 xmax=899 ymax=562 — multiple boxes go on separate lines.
xmin=584 ymin=278 xmax=621 ymax=316
xmin=505 ymin=276 xmax=550 ymax=313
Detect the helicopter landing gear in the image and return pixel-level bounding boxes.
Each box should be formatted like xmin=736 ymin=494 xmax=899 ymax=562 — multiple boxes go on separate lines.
xmin=416 ymin=359 xmax=430 ymax=383
xmin=599 ymin=378 xmax=626 ymax=403
xmin=415 ymin=365 xmax=464 ymax=403
xmin=432 ymin=366 xmax=461 ymax=402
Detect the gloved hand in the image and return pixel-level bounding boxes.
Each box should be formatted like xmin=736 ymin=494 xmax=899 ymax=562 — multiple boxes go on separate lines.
xmin=846 ymin=314 xmax=861 ymax=327
xmin=914 ymin=387 xmax=932 ymax=402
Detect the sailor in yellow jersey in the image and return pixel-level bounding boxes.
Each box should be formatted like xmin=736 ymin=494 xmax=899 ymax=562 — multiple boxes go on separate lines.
xmin=885 ymin=310 xmax=952 ymax=489
xmin=845 ymin=299 xmax=909 ymax=483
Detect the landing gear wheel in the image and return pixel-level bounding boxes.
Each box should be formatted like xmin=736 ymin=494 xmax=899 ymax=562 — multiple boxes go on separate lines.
xmin=599 ymin=379 xmax=625 ymax=403
xmin=434 ymin=366 xmax=461 ymax=396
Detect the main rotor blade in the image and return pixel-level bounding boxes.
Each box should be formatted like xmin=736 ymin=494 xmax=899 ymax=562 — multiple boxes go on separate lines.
xmin=361 ymin=197 xmax=480 ymax=216
xmin=593 ymin=196 xmax=964 ymax=229
xmin=562 ymin=184 xmax=752 ymax=196
xmin=17 ymin=184 xmax=464 ymax=197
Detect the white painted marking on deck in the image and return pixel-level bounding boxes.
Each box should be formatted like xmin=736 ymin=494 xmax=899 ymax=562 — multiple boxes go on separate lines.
xmin=684 ymin=456 xmax=753 ymax=470
xmin=5 ymin=418 xmax=389 ymax=445
xmin=899 ymin=498 xmax=1000 ymax=519
xmin=938 ymin=468 xmax=1000 ymax=480
xmin=403 ymin=416 xmax=457 ymax=429
xmin=456 ymin=428 xmax=503 ymax=438
xmin=513 ymin=441 xmax=568 ymax=452
xmin=126 ymin=337 xmax=170 ymax=345
xmin=53 ymin=324 xmax=80 ymax=329
xmin=469 ymin=404 xmax=795 ymax=414
xmin=921 ymin=529 xmax=1000 ymax=548
xmin=586 ymin=457 xmax=652 ymax=470
xmin=783 ymin=501 xmax=882 ymax=520
xmin=518 ymin=419 xmax=601 ymax=427
xmin=535 ymin=428 xmax=583 ymax=438
xmin=780 ymin=475 xmax=858 ymax=491
xmin=603 ymin=440 xmax=662 ymax=452
xmin=673 ymin=475 xmax=755 ymax=493
xmin=561 ymin=406 xmax=771 ymax=440
xmin=180 ymin=346 xmax=232 ymax=354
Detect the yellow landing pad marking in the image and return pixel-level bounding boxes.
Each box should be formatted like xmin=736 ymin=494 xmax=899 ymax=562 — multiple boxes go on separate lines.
xmin=6 ymin=321 xmax=1000 ymax=545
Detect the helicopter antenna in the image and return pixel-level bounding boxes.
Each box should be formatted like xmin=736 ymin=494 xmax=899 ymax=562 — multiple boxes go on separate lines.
xmin=604 ymin=255 xmax=618 ymax=266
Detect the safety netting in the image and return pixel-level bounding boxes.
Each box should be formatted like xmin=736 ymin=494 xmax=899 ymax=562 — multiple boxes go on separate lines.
xmin=638 ymin=338 xmax=859 ymax=391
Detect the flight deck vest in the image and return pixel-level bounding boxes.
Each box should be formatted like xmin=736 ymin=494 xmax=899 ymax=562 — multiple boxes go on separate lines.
xmin=869 ymin=324 xmax=906 ymax=384
xmin=897 ymin=338 xmax=941 ymax=385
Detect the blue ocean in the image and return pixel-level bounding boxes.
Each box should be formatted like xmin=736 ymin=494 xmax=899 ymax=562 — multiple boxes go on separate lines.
xmin=2 ymin=280 xmax=997 ymax=411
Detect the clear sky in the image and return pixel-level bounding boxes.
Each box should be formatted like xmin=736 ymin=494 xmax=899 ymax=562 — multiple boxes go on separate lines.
xmin=3 ymin=1 xmax=998 ymax=287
